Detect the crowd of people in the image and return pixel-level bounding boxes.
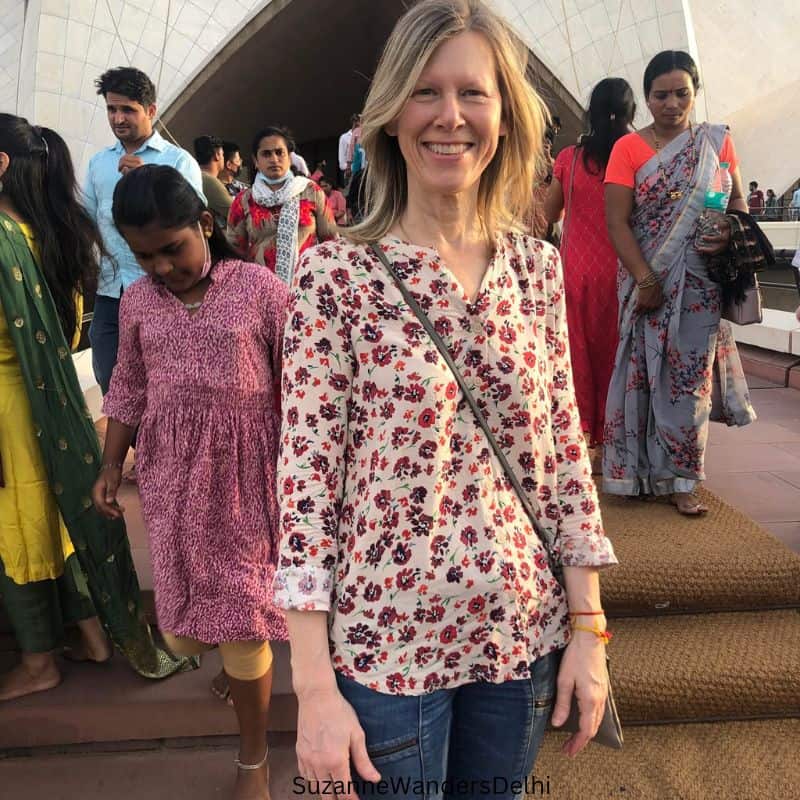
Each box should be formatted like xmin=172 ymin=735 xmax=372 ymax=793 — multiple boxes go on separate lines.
xmin=0 ymin=0 xmax=771 ymax=797
xmin=746 ymin=179 xmax=800 ymax=220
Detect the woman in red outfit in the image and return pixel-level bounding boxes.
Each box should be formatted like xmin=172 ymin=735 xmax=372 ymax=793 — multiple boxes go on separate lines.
xmin=545 ymin=78 xmax=636 ymax=470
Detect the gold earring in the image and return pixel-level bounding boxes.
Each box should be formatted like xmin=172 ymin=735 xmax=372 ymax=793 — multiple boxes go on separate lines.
xmin=204 ymin=229 xmax=212 ymax=238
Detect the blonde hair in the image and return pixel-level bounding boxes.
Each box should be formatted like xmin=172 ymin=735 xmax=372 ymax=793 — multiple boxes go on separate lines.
xmin=348 ymin=0 xmax=549 ymax=244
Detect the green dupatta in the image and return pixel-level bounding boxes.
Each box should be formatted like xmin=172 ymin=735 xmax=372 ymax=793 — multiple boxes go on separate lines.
xmin=0 ymin=213 xmax=194 ymax=678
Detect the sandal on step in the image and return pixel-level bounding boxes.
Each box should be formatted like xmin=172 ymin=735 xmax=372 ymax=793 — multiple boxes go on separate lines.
xmin=671 ymin=492 xmax=708 ymax=516
xmin=211 ymin=670 xmax=234 ymax=706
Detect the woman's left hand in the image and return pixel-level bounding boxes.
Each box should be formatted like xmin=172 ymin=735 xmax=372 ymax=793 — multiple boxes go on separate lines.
xmin=550 ymin=630 xmax=609 ymax=757
xmin=695 ymin=216 xmax=732 ymax=255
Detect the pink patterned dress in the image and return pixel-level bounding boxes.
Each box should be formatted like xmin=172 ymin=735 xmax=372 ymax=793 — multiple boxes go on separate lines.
xmin=103 ymin=259 xmax=289 ymax=643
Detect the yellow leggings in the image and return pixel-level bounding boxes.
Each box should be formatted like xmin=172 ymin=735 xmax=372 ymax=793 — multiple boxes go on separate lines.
xmin=161 ymin=631 xmax=273 ymax=681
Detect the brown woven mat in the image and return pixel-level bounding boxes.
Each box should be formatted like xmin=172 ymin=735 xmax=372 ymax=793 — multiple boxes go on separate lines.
xmin=599 ymin=487 xmax=800 ymax=615
xmin=534 ymin=718 xmax=800 ymax=800
xmin=609 ymin=610 xmax=800 ymax=722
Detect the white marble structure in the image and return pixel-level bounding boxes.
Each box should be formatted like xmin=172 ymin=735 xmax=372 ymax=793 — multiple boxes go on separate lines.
xmin=1 ymin=1 xmax=797 ymax=193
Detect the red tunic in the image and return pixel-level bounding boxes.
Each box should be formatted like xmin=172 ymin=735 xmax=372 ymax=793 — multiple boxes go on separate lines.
xmin=553 ymin=145 xmax=619 ymax=447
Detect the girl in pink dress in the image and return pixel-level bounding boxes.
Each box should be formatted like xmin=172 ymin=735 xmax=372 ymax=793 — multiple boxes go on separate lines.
xmin=545 ymin=78 xmax=636 ymax=468
xmin=92 ymin=165 xmax=286 ymax=800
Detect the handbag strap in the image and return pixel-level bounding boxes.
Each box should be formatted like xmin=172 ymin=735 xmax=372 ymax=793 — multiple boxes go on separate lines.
xmin=368 ymin=242 xmax=559 ymax=576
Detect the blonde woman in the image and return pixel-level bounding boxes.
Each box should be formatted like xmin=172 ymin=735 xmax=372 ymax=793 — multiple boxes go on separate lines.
xmin=274 ymin=1 xmax=617 ymax=796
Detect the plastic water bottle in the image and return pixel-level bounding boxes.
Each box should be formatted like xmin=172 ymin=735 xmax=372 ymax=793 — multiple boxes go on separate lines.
xmin=695 ymin=162 xmax=732 ymax=248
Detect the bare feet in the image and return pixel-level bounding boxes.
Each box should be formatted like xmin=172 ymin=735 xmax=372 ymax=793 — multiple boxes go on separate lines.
xmin=671 ymin=492 xmax=708 ymax=516
xmin=234 ymin=752 xmax=270 ymax=800
xmin=64 ymin=616 xmax=113 ymax=663
xmin=0 ymin=653 xmax=61 ymax=701
xmin=212 ymin=669 xmax=234 ymax=706
xmin=62 ymin=639 xmax=112 ymax=663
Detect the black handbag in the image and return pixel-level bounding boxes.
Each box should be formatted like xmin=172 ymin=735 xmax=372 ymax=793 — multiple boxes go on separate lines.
xmin=369 ymin=243 xmax=623 ymax=749
xmin=707 ymin=210 xmax=773 ymax=326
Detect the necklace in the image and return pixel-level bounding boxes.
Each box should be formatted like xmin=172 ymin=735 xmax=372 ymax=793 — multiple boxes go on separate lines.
xmin=651 ymin=124 xmax=694 ymax=202
xmin=183 ymin=301 xmax=202 ymax=311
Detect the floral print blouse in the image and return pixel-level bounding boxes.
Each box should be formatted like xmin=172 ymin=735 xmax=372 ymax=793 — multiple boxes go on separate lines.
xmin=226 ymin=183 xmax=336 ymax=273
xmin=274 ymin=233 xmax=617 ymax=695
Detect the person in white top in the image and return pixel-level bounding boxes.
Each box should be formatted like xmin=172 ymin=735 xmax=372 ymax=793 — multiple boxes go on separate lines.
xmin=790 ymin=186 xmax=800 ymax=221
xmin=290 ymin=149 xmax=310 ymax=176
xmin=337 ymin=113 xmax=360 ymax=182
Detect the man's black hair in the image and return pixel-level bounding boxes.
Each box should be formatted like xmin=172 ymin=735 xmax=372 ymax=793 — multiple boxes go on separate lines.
xmin=95 ymin=67 xmax=156 ymax=106
xmin=193 ymin=135 xmax=224 ymax=166
xmin=222 ymin=141 xmax=240 ymax=162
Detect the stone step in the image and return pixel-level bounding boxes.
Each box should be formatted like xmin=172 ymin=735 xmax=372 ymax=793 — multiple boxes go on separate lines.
xmin=0 ymin=720 xmax=797 ymax=799
xmin=0 ymin=642 xmax=296 ymax=751
xmin=3 ymin=609 xmax=797 ymax=752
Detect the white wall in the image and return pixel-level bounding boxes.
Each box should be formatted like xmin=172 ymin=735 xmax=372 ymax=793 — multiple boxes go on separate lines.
xmin=689 ymin=0 xmax=800 ymax=194
xmin=2 ymin=0 xmax=797 ymax=194
xmin=496 ymin=0 xmax=690 ymax=129
xmin=0 ymin=0 xmax=26 ymax=113
xmin=12 ymin=0 xmax=271 ymax=179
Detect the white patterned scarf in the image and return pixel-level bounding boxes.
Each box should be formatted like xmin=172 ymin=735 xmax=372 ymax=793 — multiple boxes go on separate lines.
xmin=251 ymin=172 xmax=310 ymax=284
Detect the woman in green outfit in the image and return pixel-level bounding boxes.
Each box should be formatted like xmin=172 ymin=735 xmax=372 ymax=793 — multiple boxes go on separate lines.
xmin=0 ymin=113 xmax=189 ymax=701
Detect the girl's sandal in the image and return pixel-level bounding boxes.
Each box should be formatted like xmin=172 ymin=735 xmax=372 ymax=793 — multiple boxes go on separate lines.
xmin=211 ymin=669 xmax=234 ymax=706
xmin=671 ymin=492 xmax=708 ymax=516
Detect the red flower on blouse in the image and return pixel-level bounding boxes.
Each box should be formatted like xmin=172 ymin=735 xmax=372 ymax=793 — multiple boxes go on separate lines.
xmin=299 ymin=199 xmax=315 ymax=228
xmin=249 ymin=203 xmax=275 ymax=227
xmin=418 ymin=408 xmax=436 ymax=428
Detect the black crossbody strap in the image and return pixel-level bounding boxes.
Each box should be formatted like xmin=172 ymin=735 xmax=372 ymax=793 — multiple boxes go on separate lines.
xmin=369 ymin=243 xmax=560 ymax=578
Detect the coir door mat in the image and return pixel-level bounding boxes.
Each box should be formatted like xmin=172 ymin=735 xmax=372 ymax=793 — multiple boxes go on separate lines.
xmin=533 ymin=718 xmax=800 ymax=800
xmin=608 ymin=610 xmax=800 ymax=722
xmin=599 ymin=487 xmax=800 ymax=615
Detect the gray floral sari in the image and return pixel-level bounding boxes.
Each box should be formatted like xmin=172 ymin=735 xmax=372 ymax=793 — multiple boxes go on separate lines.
xmin=603 ymin=123 xmax=756 ymax=496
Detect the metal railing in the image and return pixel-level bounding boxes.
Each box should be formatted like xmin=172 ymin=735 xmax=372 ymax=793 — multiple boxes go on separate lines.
xmin=753 ymin=204 xmax=800 ymax=222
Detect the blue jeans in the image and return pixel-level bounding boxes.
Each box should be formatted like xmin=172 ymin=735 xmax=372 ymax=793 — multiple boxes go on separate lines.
xmin=88 ymin=293 xmax=120 ymax=395
xmin=335 ymin=648 xmax=561 ymax=800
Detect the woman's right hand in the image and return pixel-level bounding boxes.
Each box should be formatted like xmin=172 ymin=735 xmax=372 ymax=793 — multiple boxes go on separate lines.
xmin=296 ymin=685 xmax=380 ymax=798
xmin=92 ymin=468 xmax=124 ymax=519
xmin=635 ymin=281 xmax=664 ymax=313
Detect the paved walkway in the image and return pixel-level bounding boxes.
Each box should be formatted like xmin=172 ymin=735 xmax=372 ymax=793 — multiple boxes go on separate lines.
xmin=1 ymin=376 xmax=798 ymax=799
xmin=704 ymin=381 xmax=800 ymax=553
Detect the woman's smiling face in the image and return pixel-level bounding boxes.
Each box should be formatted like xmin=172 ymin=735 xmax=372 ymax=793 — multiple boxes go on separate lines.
xmin=387 ymin=31 xmax=507 ymax=202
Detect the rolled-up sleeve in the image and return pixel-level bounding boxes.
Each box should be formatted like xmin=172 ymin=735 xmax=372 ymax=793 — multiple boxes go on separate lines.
xmin=543 ymin=243 xmax=617 ymax=568
xmin=272 ymin=248 xmax=352 ymax=610
xmin=101 ymin=287 xmax=146 ymax=427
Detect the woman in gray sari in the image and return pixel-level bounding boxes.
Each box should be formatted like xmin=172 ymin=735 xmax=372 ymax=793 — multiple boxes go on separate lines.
xmin=603 ymin=50 xmax=755 ymax=516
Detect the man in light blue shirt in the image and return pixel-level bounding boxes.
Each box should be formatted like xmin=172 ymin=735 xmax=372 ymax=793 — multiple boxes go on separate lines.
xmin=85 ymin=66 xmax=204 ymax=394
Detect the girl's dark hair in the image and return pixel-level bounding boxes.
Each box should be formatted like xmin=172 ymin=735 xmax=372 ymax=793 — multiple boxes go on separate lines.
xmin=643 ymin=50 xmax=701 ymax=97
xmin=579 ymin=77 xmax=636 ymax=174
xmin=251 ymin=126 xmax=293 ymax=158
xmin=112 ymin=164 xmax=235 ymax=262
xmin=0 ymin=113 xmax=101 ymax=339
